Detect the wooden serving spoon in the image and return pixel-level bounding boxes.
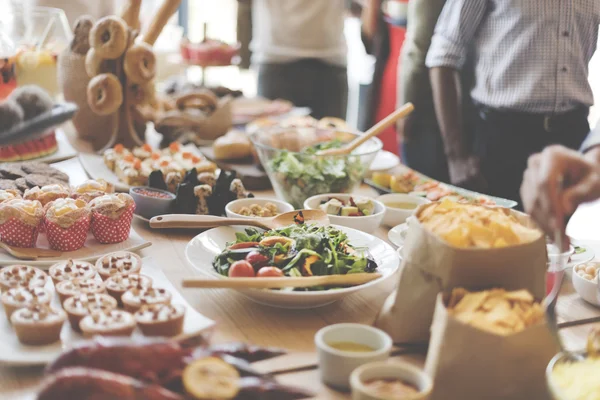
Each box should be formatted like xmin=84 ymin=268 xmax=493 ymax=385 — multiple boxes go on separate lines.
xmin=149 ymin=209 xmax=330 ymax=230
xmin=182 ymin=273 xmax=382 ymax=290
xmin=0 ymin=242 xmax=62 ymax=261
xmin=317 ymin=102 xmax=415 ymax=156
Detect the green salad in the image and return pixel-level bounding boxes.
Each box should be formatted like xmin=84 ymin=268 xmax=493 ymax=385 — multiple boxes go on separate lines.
xmin=269 ymin=140 xmax=367 ymax=208
xmin=213 ymin=222 xmax=378 ymax=291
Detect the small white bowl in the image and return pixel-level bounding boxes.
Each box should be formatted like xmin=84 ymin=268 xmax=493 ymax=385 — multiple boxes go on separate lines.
xmin=571 ymin=262 xmax=600 ymax=307
xmin=315 ymin=323 xmax=393 ymax=390
xmin=304 ymin=194 xmax=385 ymax=234
xmin=376 ymin=194 xmax=430 ymax=228
xmin=350 ymin=361 xmax=433 ymax=400
xmin=225 ymin=197 xmax=294 ymax=219
xmin=547 ymin=243 xmax=575 ymax=270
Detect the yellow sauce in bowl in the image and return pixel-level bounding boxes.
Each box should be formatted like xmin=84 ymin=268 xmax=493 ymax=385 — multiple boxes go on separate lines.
xmin=328 ymin=341 xmax=375 ymax=352
xmin=385 ymin=202 xmax=418 ymax=210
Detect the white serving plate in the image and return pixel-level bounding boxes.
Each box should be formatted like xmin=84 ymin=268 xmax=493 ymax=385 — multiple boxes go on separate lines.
xmin=0 ymin=256 xmax=215 ymax=366
xmin=0 ymin=227 xmax=151 ymax=267
xmin=185 ymin=225 xmax=400 ymax=309
xmin=387 ymin=222 xmax=408 ymax=248
xmin=78 ymin=144 xmax=203 ymax=192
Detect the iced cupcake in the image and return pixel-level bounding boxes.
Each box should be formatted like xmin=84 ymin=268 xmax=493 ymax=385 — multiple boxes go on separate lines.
xmin=24 ymin=184 xmax=70 ymax=207
xmin=55 ymin=278 xmax=106 ymax=304
xmin=44 ymin=198 xmax=91 ymax=251
xmin=79 ymin=309 xmax=136 ymax=338
xmin=105 ymin=273 xmax=152 ymax=305
xmin=48 ymin=259 xmax=96 ymax=284
xmin=0 ymin=199 xmax=43 ymax=247
xmin=63 ymin=293 xmax=117 ymax=333
xmin=88 ymin=194 xmax=135 ymax=244
xmin=134 ymin=303 xmax=185 ymax=337
xmin=0 ymin=265 xmax=47 ymax=291
xmin=95 ymin=251 xmax=142 ymax=281
xmin=11 ymin=303 xmax=66 ymax=345
xmin=1 ymin=286 xmax=52 ymax=320
xmin=72 ymin=179 xmax=114 ymax=203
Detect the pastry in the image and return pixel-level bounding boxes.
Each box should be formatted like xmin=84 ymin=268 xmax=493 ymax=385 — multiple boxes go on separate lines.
xmin=89 ymin=16 xmax=128 ymax=60
xmin=72 ymin=179 xmax=114 ymax=203
xmin=134 ymin=303 xmax=185 ymax=337
xmin=55 ymin=278 xmax=106 ymax=304
xmin=114 ymin=156 xmax=151 ymax=186
xmin=0 ymin=164 xmax=27 ymax=179
xmin=0 ymin=199 xmax=43 ymax=247
xmin=23 ymin=184 xmax=70 ymax=206
xmin=132 ymin=143 xmax=154 ymax=160
xmin=124 ymin=43 xmax=156 ymax=84
xmin=121 ymin=286 xmax=172 ymax=313
xmin=87 ymin=73 xmax=124 ymax=116
xmin=95 ymin=251 xmax=142 ymax=281
xmin=79 ymin=309 xmax=136 ymax=338
xmin=1 ymin=286 xmax=51 ymax=320
xmin=20 ymin=163 xmax=69 ymax=182
xmin=0 ymin=265 xmax=47 ymax=291
xmin=48 ymin=259 xmax=96 ymax=285
xmin=85 ymin=48 xmax=111 ymax=77
xmin=0 ymin=189 xmax=20 ymax=203
xmin=165 ymin=171 xmax=183 ymax=193
xmin=197 ymin=172 xmax=216 ymax=187
xmin=193 ymin=184 xmax=212 ymax=215
xmin=11 ymin=303 xmax=66 ymax=345
xmin=63 ymin=293 xmax=117 ymax=333
xmin=105 ymin=273 xmax=152 ymax=305
xmin=213 ymin=130 xmax=252 ymax=161
xmin=103 ymin=145 xmax=132 ymax=171
xmin=44 ymin=198 xmax=91 ymax=251
xmin=89 ymin=194 xmax=135 ymax=244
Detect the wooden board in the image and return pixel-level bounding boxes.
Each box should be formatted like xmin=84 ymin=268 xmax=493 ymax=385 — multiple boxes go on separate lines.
xmin=199 ymin=145 xmax=272 ymax=191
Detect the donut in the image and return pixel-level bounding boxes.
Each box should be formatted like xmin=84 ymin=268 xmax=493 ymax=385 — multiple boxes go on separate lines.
xmin=85 ymin=48 xmax=111 ymax=77
xmin=127 ymin=82 xmax=154 ymax=106
xmin=89 ymin=16 xmax=128 ymax=60
xmin=123 ymin=43 xmax=156 ymax=84
xmin=87 ymin=73 xmax=123 ymax=116
xmin=71 ymin=15 xmax=94 ymax=55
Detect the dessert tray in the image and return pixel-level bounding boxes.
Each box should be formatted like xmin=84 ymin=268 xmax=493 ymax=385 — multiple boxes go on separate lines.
xmin=0 ymin=256 xmax=215 ymax=366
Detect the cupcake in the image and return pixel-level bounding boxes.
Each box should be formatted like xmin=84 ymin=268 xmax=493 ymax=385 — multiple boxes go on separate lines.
xmin=0 ymin=265 xmax=47 ymax=291
xmin=103 ymin=144 xmax=131 ymax=170
xmin=0 ymin=199 xmax=43 ymax=247
xmin=95 ymin=251 xmax=142 ymax=281
xmin=135 ymin=303 xmax=185 ymax=337
xmin=0 ymin=189 xmax=21 ymax=204
xmin=23 ymin=184 xmax=70 ymax=207
xmin=63 ymin=293 xmax=117 ymax=333
xmin=44 ymin=199 xmax=91 ymax=251
xmin=121 ymin=286 xmax=171 ymax=313
xmin=11 ymin=303 xmax=66 ymax=345
xmin=79 ymin=309 xmax=136 ymax=338
xmin=55 ymin=278 xmax=106 ymax=304
xmin=48 ymin=259 xmax=96 ymax=285
xmin=1 ymin=286 xmax=52 ymax=320
xmin=105 ymin=273 xmax=152 ymax=305
xmin=72 ymin=179 xmax=114 ymax=203
xmin=88 ymin=194 xmax=135 ymax=244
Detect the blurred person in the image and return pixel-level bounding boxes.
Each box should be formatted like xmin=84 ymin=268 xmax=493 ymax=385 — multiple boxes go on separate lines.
xmin=242 ymin=0 xmax=348 ymax=119
xmin=521 ymin=130 xmax=600 ymax=246
xmin=426 ymin=0 xmax=599 ymax=205
xmin=33 ymin=0 xmax=118 ymax=25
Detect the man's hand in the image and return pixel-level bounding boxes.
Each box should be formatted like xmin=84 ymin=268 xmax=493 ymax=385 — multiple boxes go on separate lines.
xmin=521 ymin=145 xmax=600 ymax=247
xmin=447 ymin=155 xmax=487 ymax=192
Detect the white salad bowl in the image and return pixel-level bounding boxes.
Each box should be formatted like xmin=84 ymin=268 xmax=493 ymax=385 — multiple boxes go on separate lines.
xmin=571 ymin=263 xmax=600 ymax=307
xmin=225 ymin=197 xmax=295 ymax=219
xmin=350 ymin=361 xmax=432 ymax=400
xmin=185 ymin=225 xmax=400 ymax=309
xmin=303 ymin=194 xmax=385 ymax=234
xmin=376 ymin=194 xmax=430 ymax=227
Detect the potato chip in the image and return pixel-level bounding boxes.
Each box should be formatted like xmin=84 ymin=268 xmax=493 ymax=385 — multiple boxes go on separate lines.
xmin=419 ymin=199 xmax=541 ymax=248
xmin=447 ymin=288 xmax=544 ymax=336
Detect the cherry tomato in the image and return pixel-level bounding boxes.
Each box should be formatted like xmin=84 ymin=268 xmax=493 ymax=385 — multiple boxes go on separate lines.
xmin=257 ymin=267 xmax=284 ymax=278
xmin=245 ymin=251 xmax=269 ymax=267
xmin=228 ymin=260 xmax=255 ymax=277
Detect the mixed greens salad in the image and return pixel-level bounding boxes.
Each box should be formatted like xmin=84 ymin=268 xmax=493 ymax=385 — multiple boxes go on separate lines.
xmin=213 ymin=222 xmax=378 ymax=291
xmin=269 ymin=140 xmax=367 ymax=208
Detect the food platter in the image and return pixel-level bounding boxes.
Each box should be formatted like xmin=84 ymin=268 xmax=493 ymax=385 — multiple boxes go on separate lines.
xmin=0 ymin=227 xmax=150 ymax=267
xmin=185 ymin=225 xmax=400 ymax=309
xmin=0 ymin=256 xmax=215 ymax=366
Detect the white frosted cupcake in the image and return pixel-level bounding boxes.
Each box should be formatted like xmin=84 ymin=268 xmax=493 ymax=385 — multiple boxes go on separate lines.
xmin=11 ymin=304 xmax=66 ymax=345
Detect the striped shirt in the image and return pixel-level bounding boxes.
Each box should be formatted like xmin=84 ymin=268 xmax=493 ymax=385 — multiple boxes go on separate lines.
xmin=425 ymin=0 xmax=600 ymax=114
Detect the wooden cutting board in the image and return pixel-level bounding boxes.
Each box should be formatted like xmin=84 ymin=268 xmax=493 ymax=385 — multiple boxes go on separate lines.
xmin=199 ymin=145 xmax=272 ymax=191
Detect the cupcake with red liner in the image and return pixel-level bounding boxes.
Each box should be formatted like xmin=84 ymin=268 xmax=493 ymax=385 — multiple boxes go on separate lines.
xmin=24 ymin=184 xmax=71 ymax=207
xmin=44 ymin=198 xmax=91 ymax=251
xmin=89 ymin=194 xmax=135 ymax=244
xmin=0 ymin=199 xmax=43 ymax=247
xmin=72 ymin=179 xmax=114 ymax=203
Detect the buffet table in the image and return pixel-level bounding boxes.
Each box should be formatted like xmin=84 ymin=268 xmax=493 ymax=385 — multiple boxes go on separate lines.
xmin=1 ymin=144 xmax=600 ymax=399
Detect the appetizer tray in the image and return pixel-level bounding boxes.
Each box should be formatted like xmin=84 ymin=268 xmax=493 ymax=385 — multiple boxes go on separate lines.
xmin=185 ymin=224 xmax=400 ymax=309
xmin=78 ymin=144 xmax=203 ymax=192
xmin=0 ymin=227 xmax=151 ymax=267
xmin=0 ymin=256 xmax=214 ymax=366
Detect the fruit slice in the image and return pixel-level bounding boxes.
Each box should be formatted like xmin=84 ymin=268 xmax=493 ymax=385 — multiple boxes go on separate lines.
xmin=183 ymin=357 xmax=240 ymax=400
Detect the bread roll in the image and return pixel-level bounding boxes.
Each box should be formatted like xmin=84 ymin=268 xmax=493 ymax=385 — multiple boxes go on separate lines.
xmin=212 ymin=131 xmax=252 ymax=161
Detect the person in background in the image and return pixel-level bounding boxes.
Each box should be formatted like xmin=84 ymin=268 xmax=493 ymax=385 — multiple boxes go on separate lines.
xmin=34 ymin=0 xmax=118 ymax=26
xmin=521 ymin=129 xmax=600 ymax=247
xmin=242 ymin=0 xmax=348 ymax=120
xmin=426 ymin=0 xmax=599 ymax=206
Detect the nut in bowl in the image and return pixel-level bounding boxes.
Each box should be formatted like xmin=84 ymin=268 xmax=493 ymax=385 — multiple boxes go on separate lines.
xmin=571 ymin=262 xmax=600 ymax=307
xmin=376 ymin=193 xmax=430 ymax=228
xmin=350 ymin=361 xmax=433 ymax=400
xmin=304 ymin=194 xmax=385 ymax=234
xmin=225 ymin=198 xmax=294 ymax=219
xmin=129 ymin=186 xmax=176 ymax=220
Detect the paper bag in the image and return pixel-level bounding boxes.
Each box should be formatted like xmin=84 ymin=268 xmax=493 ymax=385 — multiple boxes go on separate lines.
xmin=424 ymin=294 xmax=558 ymax=400
xmin=375 ymin=204 xmax=547 ymax=344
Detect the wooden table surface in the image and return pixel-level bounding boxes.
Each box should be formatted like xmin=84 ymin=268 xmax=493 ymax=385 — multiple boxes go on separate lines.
xmin=2 ymin=149 xmax=600 ymax=399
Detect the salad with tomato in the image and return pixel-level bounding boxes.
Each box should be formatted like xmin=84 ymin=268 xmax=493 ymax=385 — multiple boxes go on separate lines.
xmin=212 ymin=222 xmax=378 ymax=290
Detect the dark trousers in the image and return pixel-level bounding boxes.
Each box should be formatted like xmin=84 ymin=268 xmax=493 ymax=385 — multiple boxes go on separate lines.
xmin=401 ymin=115 xmax=450 ymax=182
xmin=474 ymin=106 xmax=590 ymax=207
xmin=257 ymin=59 xmax=348 ymax=120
